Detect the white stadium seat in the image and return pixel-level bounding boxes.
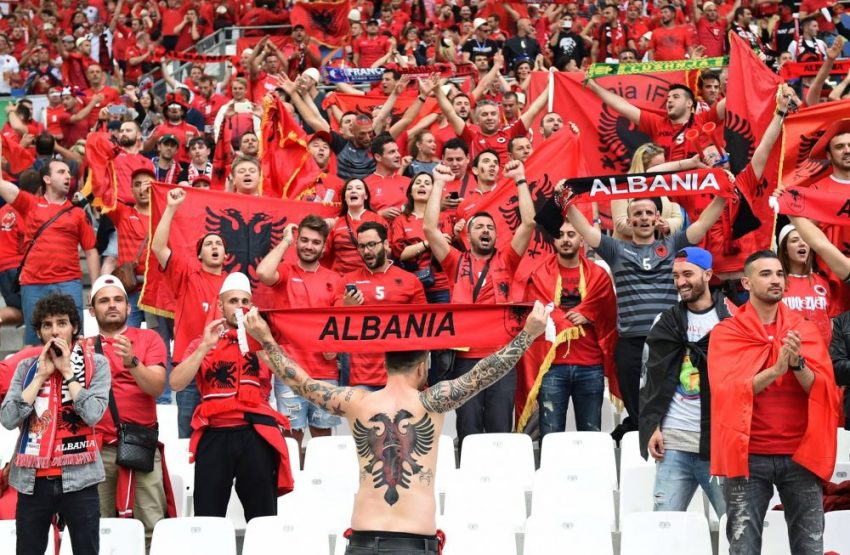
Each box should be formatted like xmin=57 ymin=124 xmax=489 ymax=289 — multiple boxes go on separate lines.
xmin=443 ymin=472 xmax=527 ymax=533
xmin=618 ymin=465 xmax=656 ymax=526
xmin=242 ymin=516 xmax=330 ymax=555
xmin=621 ymin=511 xmax=711 ymax=555
xmin=0 ymin=520 xmax=55 ymax=555
xmin=837 ymin=428 xmax=850 ymax=463
xmin=824 ymin=510 xmax=850 ymax=554
xmin=539 ymin=431 xmax=618 ymax=490
xmin=531 ymin=468 xmax=616 ymax=531
xmin=439 ymin=518 xmax=517 ymax=555
xmin=303 ymin=435 xmax=359 ymax=488
xmin=155 ymin=404 xmax=180 ymax=444
xmin=831 ymin=461 xmax=850 ymax=484
xmin=150 ymin=517 xmax=236 ymax=555
xmin=523 ymin=514 xmax=614 ymax=555
xmin=59 ymin=518 xmax=145 ymax=555
xmin=459 ymin=433 xmax=535 ymax=491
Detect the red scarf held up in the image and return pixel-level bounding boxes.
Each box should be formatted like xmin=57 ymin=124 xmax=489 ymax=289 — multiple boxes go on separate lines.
xmin=564 ymin=168 xmax=737 ymax=205
xmin=708 ymin=301 xmax=839 ymax=481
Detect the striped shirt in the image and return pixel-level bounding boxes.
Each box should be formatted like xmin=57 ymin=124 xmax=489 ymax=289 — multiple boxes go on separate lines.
xmin=596 ymin=231 xmax=692 ymax=338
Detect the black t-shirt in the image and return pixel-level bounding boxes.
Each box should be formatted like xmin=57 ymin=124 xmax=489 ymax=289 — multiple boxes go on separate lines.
xmin=503 ymin=35 xmax=541 ymax=67
xmin=461 ymin=38 xmax=502 ymax=59
xmin=552 ymin=31 xmax=588 ymax=69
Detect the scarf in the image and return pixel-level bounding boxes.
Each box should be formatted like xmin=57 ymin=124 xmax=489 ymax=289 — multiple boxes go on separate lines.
xmin=151 ymin=157 xmax=179 ymax=185
xmin=187 ymin=162 xmax=213 ymax=182
xmin=16 ymin=342 xmax=99 ymax=469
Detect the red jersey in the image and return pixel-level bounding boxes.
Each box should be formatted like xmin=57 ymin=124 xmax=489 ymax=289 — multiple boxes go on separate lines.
xmin=333 ymin=263 xmax=426 ymax=385
xmin=45 ymin=105 xmax=64 ymax=139
xmin=638 ymin=104 xmax=720 ymax=162
xmin=593 ymin=23 xmax=631 ymax=62
xmin=0 ymin=204 xmax=24 ymax=272
xmin=782 ymin=274 xmax=832 ymax=343
xmin=272 ymin=262 xmax=343 ymax=379
xmin=648 ymin=25 xmax=693 ymax=61
xmin=460 ymin=120 xmax=528 ymax=165
xmin=363 ymin=174 xmax=409 ymax=213
xmin=82 ymin=86 xmax=120 ymax=130
xmin=124 ymin=46 xmax=146 ymax=82
xmin=161 ymin=6 xmax=186 ymax=36
xmin=11 ymin=192 xmax=95 ymax=285
xmin=58 ymin=109 xmax=90 ymax=149
xmin=192 ymin=93 xmax=229 ymax=129
xmin=162 ymin=250 xmax=226 ymax=362
xmin=353 ymin=35 xmax=391 ymax=68
xmin=95 ymin=328 xmax=168 ymax=444
xmin=553 ymin=265 xmax=604 ymax=365
xmin=113 ymin=151 xmax=155 ymax=205
xmin=749 ymin=322 xmax=810 ymax=454
xmin=108 ymin=202 xmax=149 ymax=283
xmin=696 ymin=17 xmax=727 ymax=57
xmin=799 ymin=0 xmax=836 ymax=33
xmin=150 ymin=121 xmax=199 ymax=164
xmin=323 ymin=211 xmax=389 ymax=274
xmin=390 ymin=212 xmax=452 ymax=292
xmin=810 ymin=175 xmax=850 ymax=313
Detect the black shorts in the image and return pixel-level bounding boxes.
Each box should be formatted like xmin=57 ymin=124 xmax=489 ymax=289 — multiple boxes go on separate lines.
xmin=0 ymin=268 xmax=22 ymax=310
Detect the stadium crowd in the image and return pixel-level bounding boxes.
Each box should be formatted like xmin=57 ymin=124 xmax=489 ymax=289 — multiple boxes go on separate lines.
xmin=0 ymin=0 xmax=849 ymax=553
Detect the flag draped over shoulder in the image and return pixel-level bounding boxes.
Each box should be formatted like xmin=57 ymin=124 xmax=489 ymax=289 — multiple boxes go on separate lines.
xmin=322 ymin=93 xmax=438 ymax=131
xmin=515 ymin=255 xmax=619 ymax=431
xmin=265 ymin=303 xmax=534 ymax=353
xmin=139 ymin=183 xmax=337 ymax=317
xmin=724 ymin=33 xmax=783 ymax=250
xmin=259 ymin=94 xmax=311 ymax=199
xmin=779 ymin=100 xmax=850 ymax=189
xmin=80 ymin=132 xmax=120 ymax=213
xmin=773 ymin=186 xmax=850 ymax=226
xmin=290 ymin=0 xmax=351 ymax=48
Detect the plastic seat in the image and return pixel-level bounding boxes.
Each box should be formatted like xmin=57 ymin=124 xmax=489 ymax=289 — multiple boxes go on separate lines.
xmin=150 ymin=517 xmax=236 ymax=555
xmin=0 ymin=427 xmax=19 ymax=466
xmin=838 ymin=428 xmax=850 ymax=463
xmin=618 ymin=465 xmax=656 ymax=528
xmin=458 ymin=433 xmax=535 ymax=491
xmin=438 ymin=517 xmax=518 ymax=555
xmin=718 ymin=511 xmax=791 ymax=555
xmin=565 ymin=394 xmax=618 ymax=433
xmin=831 ymin=461 xmax=850 ymax=484
xmin=443 ymin=472 xmax=527 ymax=533
xmin=242 ymin=516 xmax=329 ymax=555
xmin=302 ymin=435 xmax=358 ymax=488
xmin=59 ymin=518 xmax=145 ymax=555
xmin=277 ymin=475 xmax=355 ymax=536
xmin=619 ymin=431 xmax=654 ymax=482
xmin=523 ymin=514 xmax=613 ymax=555
xmin=531 ymin=468 xmax=616 ymax=531
xmin=0 ymin=520 xmax=55 ymax=555
xmin=621 ymin=511 xmax=711 ymax=555
xmin=824 ymin=510 xmax=850 ymax=554
xmin=155 ymin=405 xmax=180 ymax=444
xmin=539 ymin=432 xmax=617 ymax=490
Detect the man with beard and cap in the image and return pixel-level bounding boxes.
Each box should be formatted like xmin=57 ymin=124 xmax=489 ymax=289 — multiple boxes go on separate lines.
xmin=171 ymin=272 xmax=294 ymax=519
xmin=333 ymin=221 xmax=426 ymax=389
xmin=151 ymin=188 xmax=228 ymax=438
xmin=114 ymin=121 xmax=155 ymax=205
xmin=151 ymin=135 xmax=186 ymax=185
xmin=87 ymin=275 xmax=170 ymax=544
xmin=424 ymin=162 xmax=536 ymax=447
xmin=144 ymin=95 xmax=199 ymax=164
xmin=639 ymin=247 xmax=734 ymax=517
xmin=708 ymin=250 xmax=838 ymax=555
xmin=257 ymin=215 xmax=343 ymax=450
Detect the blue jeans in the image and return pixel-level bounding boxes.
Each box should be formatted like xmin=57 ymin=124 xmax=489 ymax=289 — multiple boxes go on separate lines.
xmin=126 ymin=289 xmax=144 ymax=328
xmin=22 ymin=280 xmax=83 ymax=345
xmin=177 ymin=380 xmax=200 ymax=439
xmin=451 ymin=357 xmax=516 ymax=449
xmin=425 ymin=289 xmax=450 ymax=304
xmin=274 ymin=378 xmax=342 ymax=430
xmin=653 ymin=448 xmax=725 ymax=516
xmin=16 ymin=480 xmax=100 ymax=555
xmin=538 ymin=364 xmax=604 ymax=436
xmin=724 ymin=454 xmax=824 ymax=555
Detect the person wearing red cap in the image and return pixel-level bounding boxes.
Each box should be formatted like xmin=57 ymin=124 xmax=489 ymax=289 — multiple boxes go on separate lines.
xmin=294 ymin=131 xmax=344 ymax=203
xmin=143 ymin=95 xmax=199 ymax=165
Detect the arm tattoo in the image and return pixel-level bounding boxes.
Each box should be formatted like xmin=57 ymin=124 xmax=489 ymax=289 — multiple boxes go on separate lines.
xmin=262 ymin=341 xmax=354 ymax=416
xmin=419 ymin=330 xmax=535 ymax=413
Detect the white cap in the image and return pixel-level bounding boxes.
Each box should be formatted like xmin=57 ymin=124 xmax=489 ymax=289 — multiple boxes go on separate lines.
xmin=778 ymin=223 xmax=796 ymax=247
xmin=302 ymin=67 xmax=321 ymax=83
xmin=220 ymin=272 xmax=252 ymax=296
xmin=473 ymin=17 xmax=487 ymax=30
xmin=348 ymin=8 xmax=361 ymax=21
xmin=91 ymin=275 xmax=127 ymax=302
xmin=84 ymin=6 xmax=99 ymax=22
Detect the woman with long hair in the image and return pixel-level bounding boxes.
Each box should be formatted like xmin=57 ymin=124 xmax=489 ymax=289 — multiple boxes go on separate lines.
xmin=404 ymin=130 xmax=440 ymax=176
xmin=323 ymin=178 xmax=388 ymax=274
xmin=390 ymin=173 xmax=453 ymax=303
xmin=777 ymin=223 xmax=832 ymax=341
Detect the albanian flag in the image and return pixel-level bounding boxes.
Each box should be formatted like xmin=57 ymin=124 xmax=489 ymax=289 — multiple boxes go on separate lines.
xmin=290 ymin=0 xmax=351 ymax=48
xmin=779 ymin=99 xmax=850 ymax=189
xmin=773 ymin=186 xmax=850 ymax=226
xmin=265 ymin=303 xmax=534 ymax=353
xmin=322 ymin=92 xmax=439 ymax=132
xmin=80 ymin=132 xmax=120 ymax=213
xmin=259 ymin=93 xmax=312 ymax=199
xmin=139 ymin=183 xmax=337 ymax=317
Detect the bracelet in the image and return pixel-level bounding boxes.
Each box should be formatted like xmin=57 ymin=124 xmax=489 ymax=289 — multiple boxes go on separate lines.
xmin=516 ymin=178 xmax=528 ymax=186
xmin=775 ymin=110 xmax=787 ymax=118
xmin=417 ymin=95 xmax=426 ymax=102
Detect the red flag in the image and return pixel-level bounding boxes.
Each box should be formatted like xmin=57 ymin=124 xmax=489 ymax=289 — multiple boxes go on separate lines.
xmin=289 ymin=0 xmax=351 ymax=48
xmin=80 ymin=132 xmax=120 ymax=213
xmin=322 ymin=92 xmax=439 ymax=131
xmin=139 ymin=183 xmax=338 ymax=317
xmin=779 ymin=100 xmax=850 ymax=189
xmin=259 ymin=94 xmax=313 ymax=199
xmin=265 ymin=303 xmax=534 ymax=353
xmin=774 ymin=186 xmax=850 ymax=226
xmin=0 ymin=133 xmax=35 ymax=175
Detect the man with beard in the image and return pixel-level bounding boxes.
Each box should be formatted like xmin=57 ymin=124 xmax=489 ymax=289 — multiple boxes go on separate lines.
xmin=539 ymin=112 xmax=564 ymax=140
xmin=0 ymin=160 xmax=99 ymax=345
xmin=151 ymin=135 xmax=186 ymax=185
xmin=114 ymin=121 xmax=155 ymax=205
xmin=708 ymin=251 xmax=838 ymax=554
xmin=229 ymin=156 xmax=261 ymax=196
xmin=81 ymin=64 xmax=119 ymax=130
xmin=693 ymin=1 xmax=730 ymax=57
xmin=144 ymin=98 xmax=198 ymax=165
xmin=334 ymin=221 xmax=426 ymax=389
xmin=365 ymin=134 xmax=407 ymax=220
xmin=171 ymin=273 xmax=294 ymax=519
xmin=353 ymin=18 xmax=393 ymax=68
xmin=88 ymin=275 xmax=169 ymax=543
xmin=565 ymin=183 xmax=726 ymax=437
xmin=191 ymin=75 xmax=228 ymax=134
xmin=639 ymin=248 xmax=733 ymax=516
xmin=647 ymin=5 xmax=694 ymax=61
xmin=424 ymin=163 xmax=535 ymax=446
xmin=257 ymin=216 xmax=343 ymax=449
xmin=587 ymin=80 xmax=726 ymax=162
xmin=237 ymin=132 xmax=260 ymax=158
xmin=178 ymin=137 xmax=213 ymax=187
xmin=696 ymin=71 xmax=722 ymax=113
xmin=591 ymin=5 xmax=635 ymax=63
xmin=151 ymin=188 xmax=228 ymax=438
xmin=454 ymin=150 xmax=505 ymax=226
xmin=433 ymin=93 xmax=473 ymax=154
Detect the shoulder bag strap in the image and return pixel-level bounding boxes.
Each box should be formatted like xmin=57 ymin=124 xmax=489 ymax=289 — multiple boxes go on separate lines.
xmin=94 ymin=336 xmax=122 ymax=430
xmin=17 ymin=204 xmax=76 ymax=277
xmin=470 ymin=253 xmax=494 ymax=303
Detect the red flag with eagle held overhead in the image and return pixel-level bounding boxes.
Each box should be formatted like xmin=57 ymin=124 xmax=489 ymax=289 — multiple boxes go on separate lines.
xmin=289 ymin=0 xmax=351 ymax=48
xmin=139 ymin=183 xmax=338 ymax=317
xmin=321 ymin=92 xmax=440 ymax=132
xmin=259 ymin=93 xmax=312 ymax=199
xmin=779 ymin=99 xmax=850 ymax=189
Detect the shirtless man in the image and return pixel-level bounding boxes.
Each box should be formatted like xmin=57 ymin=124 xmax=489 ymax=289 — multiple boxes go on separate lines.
xmin=243 ymin=302 xmax=548 ymax=553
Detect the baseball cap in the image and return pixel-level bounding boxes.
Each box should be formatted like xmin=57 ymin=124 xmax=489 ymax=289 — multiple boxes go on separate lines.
xmin=348 ymin=8 xmax=361 ymax=21
xmin=158 ymin=134 xmax=179 ymax=145
xmin=130 ymin=166 xmax=155 ymax=180
xmin=91 ymin=274 xmax=127 ymax=302
xmin=308 ymin=130 xmax=332 ymax=144
xmin=473 ymin=17 xmax=487 ymax=30
xmin=674 ymin=247 xmax=712 ymax=271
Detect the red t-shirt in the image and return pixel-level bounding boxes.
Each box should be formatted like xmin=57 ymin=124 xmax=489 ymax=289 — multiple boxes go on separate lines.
xmin=272 ymin=261 xmax=343 ymax=379
xmin=553 ymin=265 xmax=604 ymax=365
xmin=353 ymin=35 xmax=391 ymax=68
xmin=363 ymin=174 xmax=409 ymax=213
xmin=192 ymin=93 xmax=229 ymax=128
xmin=108 ymin=203 xmax=149 ymax=281
xmin=638 ymin=104 xmax=719 ymax=162
xmin=150 ymin=121 xmax=199 ymax=164
xmin=782 ymin=274 xmax=832 ymax=343
xmin=163 ymin=251 xmax=226 ymax=362
xmin=461 ymin=120 xmax=528 ymax=165
xmin=113 ymin=151 xmax=155 ymax=205
xmin=696 ymin=18 xmax=727 ymax=57
xmin=593 ymin=23 xmax=630 ymax=62
xmin=95 ymin=328 xmax=168 ymax=444
xmin=749 ymin=322 xmax=809 ymax=454
xmin=0 ymin=204 xmax=24 ymax=272
xmin=390 ymin=212 xmax=452 ymax=292
xmin=45 ymin=105 xmax=65 ymax=139
xmin=161 ymin=6 xmax=186 ymax=36
xmin=125 ymin=46 xmax=146 ymax=82
xmin=648 ymin=25 xmax=693 ymax=61
xmin=333 ymin=263 xmax=426 ymax=385
xmin=800 ymin=0 xmax=836 ymax=33
xmin=58 ymin=108 xmax=90 ymax=149
xmin=323 ymin=211 xmax=389 ymax=274
xmin=82 ymin=86 xmax=120 ymax=130
xmin=11 ymin=192 xmax=96 ymax=285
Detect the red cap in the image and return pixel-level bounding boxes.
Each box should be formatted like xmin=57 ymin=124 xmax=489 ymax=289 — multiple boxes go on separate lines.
xmin=308 ymin=130 xmax=332 ymax=144
xmin=810 ymin=118 xmax=850 ymax=160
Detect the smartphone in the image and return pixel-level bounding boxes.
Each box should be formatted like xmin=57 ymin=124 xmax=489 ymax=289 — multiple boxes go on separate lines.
xmin=233 ymin=101 xmax=252 ymax=114
xmin=346 ymin=284 xmax=358 ymax=295
xmin=449 ymin=192 xmax=459 ymax=200
xmin=107 ymin=104 xmax=128 ymax=115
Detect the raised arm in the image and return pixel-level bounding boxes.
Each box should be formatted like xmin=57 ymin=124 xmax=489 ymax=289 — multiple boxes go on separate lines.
xmin=563 ymin=181 xmax=602 ymax=248
xmin=244 ymin=308 xmax=367 ymax=416
xmin=471 ymin=52 xmax=505 ymax=101
xmin=151 ymin=187 xmax=186 ymax=268
xmin=789 ymin=215 xmax=850 ymax=280
xmin=504 ymin=160 xmax=536 ymax=255
xmin=423 ymin=165 xmax=454 ymax=263
xmin=807 ymin=37 xmax=845 ymax=107
xmin=419 ymin=301 xmax=548 ymax=413
xmin=256 ymin=224 xmax=296 ymax=286
xmin=520 ymin=85 xmax=550 ymax=130
xmin=170 ymin=319 xmax=224 ymax=391
xmin=752 ymin=85 xmax=792 ymax=178
xmin=284 ymin=77 xmax=330 ymax=133
xmin=586 ymin=79 xmax=641 ymax=125
xmin=685 ymin=194 xmax=727 ymax=244
xmin=433 ymin=74 xmax=466 ymax=135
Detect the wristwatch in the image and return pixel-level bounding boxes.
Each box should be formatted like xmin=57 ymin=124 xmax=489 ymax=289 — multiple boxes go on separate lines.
xmin=790 ymin=356 xmax=805 ymax=372
xmin=124 ymin=356 xmax=140 ymax=368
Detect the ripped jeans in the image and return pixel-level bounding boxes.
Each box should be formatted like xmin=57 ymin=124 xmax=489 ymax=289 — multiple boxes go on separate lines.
xmin=538 ymin=364 xmax=604 ymax=437
xmin=724 ymin=455 xmax=824 ymax=555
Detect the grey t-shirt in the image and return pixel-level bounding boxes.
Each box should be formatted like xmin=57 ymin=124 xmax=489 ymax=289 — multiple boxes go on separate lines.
xmin=331 ymin=131 xmax=376 ymax=180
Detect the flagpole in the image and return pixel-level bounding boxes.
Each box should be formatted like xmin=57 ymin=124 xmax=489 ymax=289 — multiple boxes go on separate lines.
xmin=548 ymin=68 xmax=554 ymax=113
